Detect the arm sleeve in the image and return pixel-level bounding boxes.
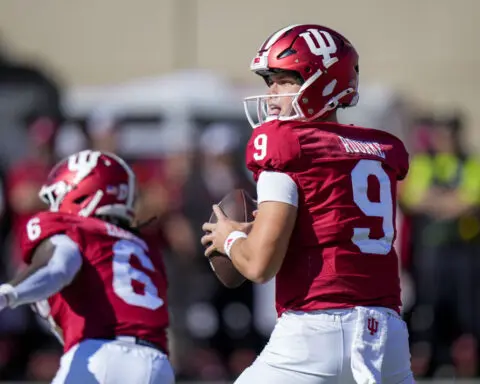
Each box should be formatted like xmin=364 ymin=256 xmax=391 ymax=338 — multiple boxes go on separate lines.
xmin=11 ymin=234 xmax=82 ymax=307
xmin=257 ymin=171 xmax=298 ymax=207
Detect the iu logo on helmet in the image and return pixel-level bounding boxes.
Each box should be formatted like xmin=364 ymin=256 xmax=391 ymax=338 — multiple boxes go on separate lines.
xmin=367 ymin=317 xmax=379 ymax=336
xmin=299 ymin=29 xmax=339 ymax=68
xmin=68 ymin=150 xmax=102 ymax=184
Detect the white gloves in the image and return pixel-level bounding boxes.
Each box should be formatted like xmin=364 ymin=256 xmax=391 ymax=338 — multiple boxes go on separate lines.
xmin=0 ymin=284 xmax=18 ymax=310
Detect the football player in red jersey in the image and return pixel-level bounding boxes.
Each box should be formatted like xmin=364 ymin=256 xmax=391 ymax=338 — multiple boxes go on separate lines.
xmin=0 ymin=150 xmax=174 ymax=384
xmin=202 ymin=24 xmax=414 ymax=383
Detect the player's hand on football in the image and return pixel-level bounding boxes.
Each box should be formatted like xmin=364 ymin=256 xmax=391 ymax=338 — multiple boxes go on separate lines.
xmin=201 ymin=205 xmax=252 ymax=257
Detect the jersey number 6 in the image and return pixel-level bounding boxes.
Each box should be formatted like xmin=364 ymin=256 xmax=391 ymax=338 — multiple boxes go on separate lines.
xmin=112 ymin=240 xmax=164 ymax=310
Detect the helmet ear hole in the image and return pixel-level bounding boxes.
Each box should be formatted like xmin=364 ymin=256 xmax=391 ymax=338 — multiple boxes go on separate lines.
xmin=73 ymin=195 xmax=88 ymax=205
xmin=277 ymin=48 xmax=297 ymax=59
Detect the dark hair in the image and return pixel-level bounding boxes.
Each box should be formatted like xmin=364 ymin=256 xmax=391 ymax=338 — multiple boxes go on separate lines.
xmin=261 ymin=69 xmax=304 ymax=86
xmin=97 ymin=215 xmax=158 ymax=235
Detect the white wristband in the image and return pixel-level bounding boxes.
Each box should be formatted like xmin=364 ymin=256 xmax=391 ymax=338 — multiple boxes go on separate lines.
xmin=0 ymin=284 xmax=18 ymax=308
xmin=224 ymin=231 xmax=248 ymax=259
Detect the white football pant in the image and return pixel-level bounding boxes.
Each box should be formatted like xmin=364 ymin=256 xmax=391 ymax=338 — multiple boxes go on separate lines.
xmin=52 ymin=338 xmax=175 ymax=384
xmin=235 ymin=307 xmax=414 ymax=384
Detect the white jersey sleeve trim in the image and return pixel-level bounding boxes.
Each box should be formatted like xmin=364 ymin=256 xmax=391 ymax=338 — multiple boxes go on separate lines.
xmin=257 ymin=171 xmax=298 ymax=207
xmin=11 ymin=234 xmax=82 ymax=307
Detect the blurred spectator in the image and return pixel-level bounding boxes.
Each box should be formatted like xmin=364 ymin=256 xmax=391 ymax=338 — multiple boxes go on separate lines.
xmin=0 ymin=36 xmax=62 ymax=166
xmin=133 ymin=158 xmax=196 ymax=260
xmin=25 ymin=348 xmax=61 ymax=381
xmin=0 ymin=170 xmax=8 ymax=282
xmin=184 ymin=122 xmax=254 ymax=230
xmin=6 ymin=117 xmax=58 ymax=271
xmin=400 ymin=113 xmax=480 ymax=377
xmin=177 ymin=122 xmax=260 ymax=380
xmin=87 ymin=112 xmax=119 ymax=153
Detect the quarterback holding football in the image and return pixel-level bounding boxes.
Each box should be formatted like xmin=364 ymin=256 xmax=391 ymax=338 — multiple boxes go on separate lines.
xmin=202 ymin=24 xmax=414 ymax=383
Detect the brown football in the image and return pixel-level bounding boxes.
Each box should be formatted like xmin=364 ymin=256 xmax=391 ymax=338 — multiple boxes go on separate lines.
xmin=207 ymin=189 xmax=256 ymax=288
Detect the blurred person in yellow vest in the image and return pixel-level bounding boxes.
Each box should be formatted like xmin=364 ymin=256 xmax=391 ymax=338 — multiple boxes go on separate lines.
xmin=400 ymin=113 xmax=480 ymax=378
xmin=401 ymin=115 xmax=480 ymax=240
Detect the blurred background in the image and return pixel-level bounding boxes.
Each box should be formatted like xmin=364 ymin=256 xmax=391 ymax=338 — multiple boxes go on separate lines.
xmin=0 ymin=0 xmax=477 ymax=382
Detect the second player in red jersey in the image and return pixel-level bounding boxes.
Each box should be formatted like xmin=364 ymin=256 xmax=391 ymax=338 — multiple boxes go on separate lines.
xmin=21 ymin=211 xmax=169 ymax=353
xmin=0 ymin=150 xmax=174 ymax=384
xmin=202 ymin=24 xmax=413 ymax=383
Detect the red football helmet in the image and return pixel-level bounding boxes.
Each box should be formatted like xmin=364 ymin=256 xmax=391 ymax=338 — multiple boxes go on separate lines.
xmin=39 ymin=150 xmax=136 ymax=224
xmin=244 ymin=24 xmax=359 ymax=128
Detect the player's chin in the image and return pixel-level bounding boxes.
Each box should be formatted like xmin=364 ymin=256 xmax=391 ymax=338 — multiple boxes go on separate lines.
xmin=265 ymin=113 xmax=281 ymax=123
xmin=267 ymin=109 xmax=293 ymax=119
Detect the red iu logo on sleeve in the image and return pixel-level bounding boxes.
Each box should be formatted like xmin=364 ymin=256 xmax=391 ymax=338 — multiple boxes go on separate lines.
xmin=367 ymin=317 xmax=379 ymax=335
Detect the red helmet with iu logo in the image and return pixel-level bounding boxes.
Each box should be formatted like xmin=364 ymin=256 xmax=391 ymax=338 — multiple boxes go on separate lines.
xmin=39 ymin=150 xmax=136 ymax=224
xmin=244 ymin=24 xmax=359 ymax=128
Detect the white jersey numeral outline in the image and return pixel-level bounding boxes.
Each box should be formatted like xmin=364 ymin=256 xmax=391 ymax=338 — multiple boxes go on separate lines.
xmin=351 ymin=159 xmax=394 ymax=255
xmin=112 ymin=239 xmax=164 ymax=310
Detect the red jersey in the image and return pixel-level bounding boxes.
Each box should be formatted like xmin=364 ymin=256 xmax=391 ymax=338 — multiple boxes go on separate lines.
xmin=246 ymin=120 xmax=409 ymax=315
xmin=20 ymin=211 xmax=169 ymax=353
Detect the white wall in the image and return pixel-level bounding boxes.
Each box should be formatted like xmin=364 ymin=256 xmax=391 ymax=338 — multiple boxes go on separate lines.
xmin=0 ymin=0 xmax=478 ymax=144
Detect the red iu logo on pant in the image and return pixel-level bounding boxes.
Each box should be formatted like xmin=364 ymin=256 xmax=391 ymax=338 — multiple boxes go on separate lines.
xmin=367 ymin=317 xmax=379 ymax=335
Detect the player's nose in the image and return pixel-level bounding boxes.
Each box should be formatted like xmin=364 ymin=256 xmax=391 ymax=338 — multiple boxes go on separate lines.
xmin=268 ymin=82 xmax=279 ymax=95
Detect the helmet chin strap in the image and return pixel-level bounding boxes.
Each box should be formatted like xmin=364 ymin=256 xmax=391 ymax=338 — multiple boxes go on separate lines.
xmin=300 ymin=87 xmax=356 ymax=122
